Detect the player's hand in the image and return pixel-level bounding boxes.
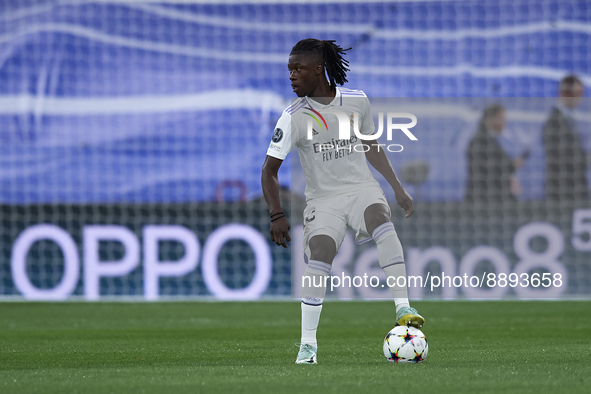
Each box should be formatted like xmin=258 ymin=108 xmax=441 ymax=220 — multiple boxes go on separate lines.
xmin=270 ymin=217 xmax=291 ymax=248
xmin=394 ymin=186 xmax=414 ymax=218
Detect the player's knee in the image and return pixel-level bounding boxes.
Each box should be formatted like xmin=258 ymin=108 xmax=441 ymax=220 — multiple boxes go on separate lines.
xmin=310 ymin=248 xmax=335 ymax=264
xmin=364 ymin=203 xmax=391 ymax=234
xmin=309 ymin=235 xmax=336 ymax=264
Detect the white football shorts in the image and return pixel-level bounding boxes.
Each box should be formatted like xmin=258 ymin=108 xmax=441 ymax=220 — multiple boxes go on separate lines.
xmin=302 ymin=185 xmax=391 ymax=262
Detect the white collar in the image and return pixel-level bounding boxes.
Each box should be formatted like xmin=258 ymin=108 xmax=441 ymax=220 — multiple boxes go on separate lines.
xmin=305 ymin=87 xmax=342 ymax=111
xmin=555 ymin=101 xmax=574 ymax=118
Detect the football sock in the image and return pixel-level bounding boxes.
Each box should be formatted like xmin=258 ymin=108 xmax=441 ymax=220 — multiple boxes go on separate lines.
xmin=301 ymin=303 xmax=322 ymax=349
xmin=393 ymin=298 xmax=410 ymax=312
xmin=372 ymin=222 xmax=410 ymax=312
xmin=301 ymin=259 xmax=331 ymax=305
xmin=301 ymin=259 xmax=332 ymax=348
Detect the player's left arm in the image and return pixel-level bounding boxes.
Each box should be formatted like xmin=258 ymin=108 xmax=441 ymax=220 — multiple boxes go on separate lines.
xmin=358 ymin=95 xmax=414 ymax=218
xmin=364 ymin=144 xmax=414 ymax=218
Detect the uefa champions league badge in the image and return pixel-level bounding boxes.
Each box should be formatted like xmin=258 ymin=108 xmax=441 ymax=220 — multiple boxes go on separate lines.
xmin=272 ymin=128 xmax=283 ymax=143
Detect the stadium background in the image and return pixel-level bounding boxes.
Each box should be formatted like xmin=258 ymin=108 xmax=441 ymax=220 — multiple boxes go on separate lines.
xmin=1 ymin=0 xmax=590 ymax=299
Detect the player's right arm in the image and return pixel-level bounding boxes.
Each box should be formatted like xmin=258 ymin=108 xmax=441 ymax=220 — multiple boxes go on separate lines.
xmin=261 ymin=156 xmax=291 ymax=247
xmin=261 ymin=109 xmax=298 ymax=248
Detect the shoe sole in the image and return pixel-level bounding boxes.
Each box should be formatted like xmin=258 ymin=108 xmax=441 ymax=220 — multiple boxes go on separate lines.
xmin=295 ymin=359 xmax=317 ymax=364
xmin=396 ymin=314 xmax=425 ymax=328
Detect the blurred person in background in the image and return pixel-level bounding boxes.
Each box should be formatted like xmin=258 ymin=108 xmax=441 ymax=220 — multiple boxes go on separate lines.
xmin=543 ymin=75 xmax=588 ymax=201
xmin=465 ymin=104 xmax=528 ymax=203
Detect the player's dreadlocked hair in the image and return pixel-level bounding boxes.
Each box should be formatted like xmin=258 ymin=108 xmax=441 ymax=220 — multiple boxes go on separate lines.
xmin=290 ymin=38 xmax=351 ymax=86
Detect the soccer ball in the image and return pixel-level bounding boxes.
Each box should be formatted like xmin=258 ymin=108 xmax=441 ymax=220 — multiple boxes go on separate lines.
xmin=383 ymin=325 xmax=428 ymax=363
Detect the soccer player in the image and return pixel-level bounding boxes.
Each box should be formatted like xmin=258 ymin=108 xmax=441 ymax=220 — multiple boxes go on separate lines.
xmin=261 ymin=38 xmax=424 ymax=365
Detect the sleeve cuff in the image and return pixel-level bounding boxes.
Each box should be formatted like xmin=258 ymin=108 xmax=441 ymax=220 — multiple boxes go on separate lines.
xmin=266 ymin=149 xmax=287 ymax=160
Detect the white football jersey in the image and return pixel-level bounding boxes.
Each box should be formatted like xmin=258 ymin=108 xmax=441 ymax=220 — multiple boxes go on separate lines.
xmin=266 ymin=87 xmax=381 ymax=201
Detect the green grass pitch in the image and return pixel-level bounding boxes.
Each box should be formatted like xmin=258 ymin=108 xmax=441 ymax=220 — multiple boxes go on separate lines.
xmin=1 ymin=300 xmax=590 ymax=393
